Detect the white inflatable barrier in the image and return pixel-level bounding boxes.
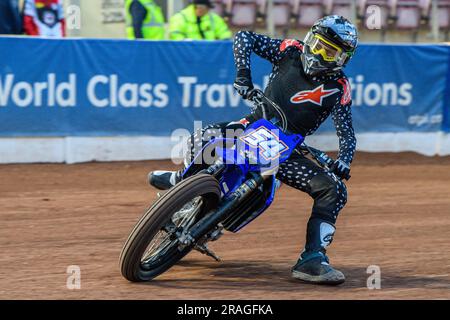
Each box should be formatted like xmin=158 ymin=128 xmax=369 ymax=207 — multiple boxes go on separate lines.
xmin=0 ymin=132 xmax=449 ymax=164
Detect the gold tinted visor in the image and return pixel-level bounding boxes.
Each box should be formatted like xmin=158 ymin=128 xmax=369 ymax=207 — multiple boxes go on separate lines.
xmin=306 ymin=33 xmax=349 ymax=66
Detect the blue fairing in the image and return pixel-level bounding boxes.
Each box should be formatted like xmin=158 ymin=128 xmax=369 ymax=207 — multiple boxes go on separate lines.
xmin=182 ymin=119 xmax=304 ymax=231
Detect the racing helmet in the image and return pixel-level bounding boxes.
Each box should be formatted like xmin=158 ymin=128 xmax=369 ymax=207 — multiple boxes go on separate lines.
xmin=301 ymin=15 xmax=358 ymax=76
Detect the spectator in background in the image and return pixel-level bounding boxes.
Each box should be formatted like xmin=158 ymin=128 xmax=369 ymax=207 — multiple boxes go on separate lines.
xmin=23 ymin=0 xmax=65 ymax=37
xmin=125 ymin=0 xmax=165 ymax=40
xmin=169 ymin=0 xmax=231 ymax=40
xmin=0 ymin=0 xmax=22 ymax=35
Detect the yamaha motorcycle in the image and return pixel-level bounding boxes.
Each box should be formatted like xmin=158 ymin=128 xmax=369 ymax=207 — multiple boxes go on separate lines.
xmin=119 ymin=90 xmax=341 ymax=282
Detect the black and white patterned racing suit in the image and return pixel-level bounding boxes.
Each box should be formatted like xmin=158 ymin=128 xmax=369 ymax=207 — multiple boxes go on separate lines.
xmin=184 ymin=31 xmax=357 ymax=253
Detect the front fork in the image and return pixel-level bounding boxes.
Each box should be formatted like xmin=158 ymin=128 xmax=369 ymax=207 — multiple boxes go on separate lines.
xmin=178 ymin=165 xmax=265 ymax=249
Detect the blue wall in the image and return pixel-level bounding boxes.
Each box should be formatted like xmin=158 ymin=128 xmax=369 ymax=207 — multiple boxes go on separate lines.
xmin=0 ymin=37 xmax=449 ymax=136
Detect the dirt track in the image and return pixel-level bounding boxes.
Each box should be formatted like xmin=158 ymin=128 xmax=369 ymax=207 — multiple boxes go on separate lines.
xmin=0 ymin=152 xmax=449 ymax=300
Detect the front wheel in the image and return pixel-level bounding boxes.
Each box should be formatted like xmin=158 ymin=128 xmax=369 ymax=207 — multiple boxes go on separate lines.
xmin=119 ymin=174 xmax=221 ymax=282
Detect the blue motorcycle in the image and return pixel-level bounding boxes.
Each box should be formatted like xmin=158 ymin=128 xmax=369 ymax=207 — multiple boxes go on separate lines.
xmin=119 ymin=90 xmax=339 ymax=282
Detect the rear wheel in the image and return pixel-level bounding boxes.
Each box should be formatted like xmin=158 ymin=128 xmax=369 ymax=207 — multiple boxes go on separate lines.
xmin=119 ymin=174 xmax=221 ymax=282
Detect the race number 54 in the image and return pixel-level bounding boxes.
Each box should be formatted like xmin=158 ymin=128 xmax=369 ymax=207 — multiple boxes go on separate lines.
xmin=241 ymin=127 xmax=288 ymax=160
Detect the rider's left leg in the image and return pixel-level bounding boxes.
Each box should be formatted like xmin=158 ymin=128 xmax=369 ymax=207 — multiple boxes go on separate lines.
xmin=291 ymin=216 xmax=345 ymax=285
xmin=277 ymin=153 xmax=348 ymax=285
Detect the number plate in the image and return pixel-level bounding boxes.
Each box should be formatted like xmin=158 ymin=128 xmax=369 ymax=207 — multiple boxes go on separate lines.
xmin=239 ymin=126 xmax=289 ymax=161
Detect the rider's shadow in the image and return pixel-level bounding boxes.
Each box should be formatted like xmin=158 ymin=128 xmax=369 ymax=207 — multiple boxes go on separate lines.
xmin=148 ymin=260 xmax=450 ymax=292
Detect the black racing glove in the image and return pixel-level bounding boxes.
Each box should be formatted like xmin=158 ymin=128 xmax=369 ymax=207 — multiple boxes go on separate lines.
xmin=233 ymin=68 xmax=255 ymax=100
xmin=330 ymin=159 xmax=351 ymax=180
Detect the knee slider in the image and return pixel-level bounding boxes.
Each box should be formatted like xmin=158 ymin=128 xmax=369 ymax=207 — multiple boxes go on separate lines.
xmin=309 ymin=174 xmax=347 ymax=222
xmin=309 ymin=174 xmax=339 ymax=201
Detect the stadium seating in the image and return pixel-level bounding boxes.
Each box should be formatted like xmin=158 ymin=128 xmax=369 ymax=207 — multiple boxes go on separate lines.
xmin=392 ymin=1 xmax=423 ymax=41
xmin=228 ymin=0 xmax=258 ymax=28
xmin=211 ymin=0 xmax=227 ymax=16
xmin=419 ymin=0 xmax=432 ymax=20
xmin=394 ymin=1 xmax=424 ymax=28
xmin=330 ymin=0 xmax=355 ymax=20
xmin=255 ymin=0 xmax=299 ymax=23
xmin=296 ymin=0 xmax=326 ymax=28
xmin=211 ymin=0 xmax=444 ymax=41
xmin=272 ymin=0 xmax=292 ymax=28
xmin=435 ymin=0 xmax=450 ymax=40
xmin=256 ymin=0 xmax=268 ymax=16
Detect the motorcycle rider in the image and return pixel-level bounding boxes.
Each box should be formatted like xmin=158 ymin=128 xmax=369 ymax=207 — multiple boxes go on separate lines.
xmin=148 ymin=16 xmax=358 ymax=285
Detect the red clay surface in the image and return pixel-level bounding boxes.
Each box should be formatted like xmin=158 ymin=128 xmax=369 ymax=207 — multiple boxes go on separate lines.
xmin=0 ymin=152 xmax=449 ymax=300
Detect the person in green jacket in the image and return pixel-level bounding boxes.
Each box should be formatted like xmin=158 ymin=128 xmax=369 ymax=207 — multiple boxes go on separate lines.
xmin=169 ymin=0 xmax=232 ymax=40
xmin=125 ymin=0 xmax=165 ymax=40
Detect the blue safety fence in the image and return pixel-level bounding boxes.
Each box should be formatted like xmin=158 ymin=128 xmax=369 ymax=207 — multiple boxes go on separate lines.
xmin=443 ymin=48 xmax=450 ymax=133
xmin=0 ymin=37 xmax=449 ymax=136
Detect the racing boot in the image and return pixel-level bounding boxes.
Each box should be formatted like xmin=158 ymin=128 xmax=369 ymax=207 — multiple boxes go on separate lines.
xmin=291 ymin=250 xmax=345 ymax=285
xmin=291 ymin=217 xmax=345 ymax=285
xmin=148 ymin=170 xmax=182 ymax=190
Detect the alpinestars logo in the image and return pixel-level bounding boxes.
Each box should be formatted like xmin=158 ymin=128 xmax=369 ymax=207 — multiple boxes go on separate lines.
xmin=290 ymin=84 xmax=340 ymax=106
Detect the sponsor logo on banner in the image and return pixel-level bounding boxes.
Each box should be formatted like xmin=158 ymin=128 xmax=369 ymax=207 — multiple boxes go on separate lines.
xmin=349 ymin=75 xmax=413 ymax=107
xmin=0 ymin=74 xmax=169 ymax=108
xmin=0 ymin=73 xmax=414 ymax=110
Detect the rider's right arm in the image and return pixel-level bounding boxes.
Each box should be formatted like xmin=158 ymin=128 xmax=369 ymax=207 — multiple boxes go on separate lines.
xmin=233 ymin=31 xmax=283 ymax=71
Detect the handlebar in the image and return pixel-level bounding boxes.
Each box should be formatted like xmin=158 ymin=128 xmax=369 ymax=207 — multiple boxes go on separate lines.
xmin=248 ymin=89 xmax=350 ymax=181
xmin=248 ymin=89 xmax=289 ymax=132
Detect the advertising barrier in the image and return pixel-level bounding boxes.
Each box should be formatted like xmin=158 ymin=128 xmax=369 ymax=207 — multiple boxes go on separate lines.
xmin=1 ymin=37 xmax=450 ymax=162
xmin=443 ymin=52 xmax=450 ymax=133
